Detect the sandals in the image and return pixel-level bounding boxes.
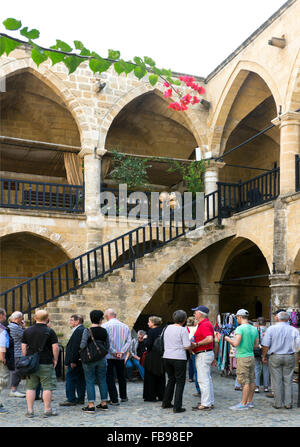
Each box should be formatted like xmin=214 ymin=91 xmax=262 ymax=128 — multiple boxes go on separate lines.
xmin=192 ymin=404 xmax=211 ymax=411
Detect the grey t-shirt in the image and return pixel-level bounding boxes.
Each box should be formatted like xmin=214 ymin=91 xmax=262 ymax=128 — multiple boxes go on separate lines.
xmin=163 ymin=325 xmax=190 ymax=360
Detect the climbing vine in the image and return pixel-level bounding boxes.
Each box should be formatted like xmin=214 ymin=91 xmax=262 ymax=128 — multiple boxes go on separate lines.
xmin=0 ymin=18 xmax=205 ymax=110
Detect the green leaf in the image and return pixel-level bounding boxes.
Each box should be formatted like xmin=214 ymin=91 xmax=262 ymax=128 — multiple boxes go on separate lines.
xmin=3 ymin=18 xmax=22 ymax=31
xmin=44 ymin=50 xmax=66 ymax=66
xmin=123 ymin=61 xmax=135 ymax=74
xmin=108 ymin=49 xmax=120 ymax=60
xmin=149 ymin=74 xmax=158 ymax=86
xmin=31 ymin=47 xmax=48 ymax=67
xmin=144 ymin=56 xmax=156 ymax=66
xmin=80 ymin=47 xmax=91 ymax=56
xmin=114 ymin=59 xmax=129 ymax=75
xmin=74 ymin=40 xmax=84 ymax=50
xmin=89 ymin=55 xmax=112 ymax=74
xmin=0 ymin=36 xmax=21 ymax=55
xmin=134 ymin=65 xmax=147 ymax=80
xmin=20 ymin=27 xmax=40 ymax=40
xmin=64 ymin=55 xmax=86 ymax=74
xmin=50 ymin=39 xmax=73 ymax=52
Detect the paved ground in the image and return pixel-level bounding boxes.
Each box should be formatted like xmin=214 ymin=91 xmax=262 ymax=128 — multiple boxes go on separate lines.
xmin=1 ymin=369 xmax=300 ymax=427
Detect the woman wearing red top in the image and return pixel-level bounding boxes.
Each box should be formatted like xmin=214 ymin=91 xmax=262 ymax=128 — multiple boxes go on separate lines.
xmin=191 ymin=305 xmax=215 ymax=411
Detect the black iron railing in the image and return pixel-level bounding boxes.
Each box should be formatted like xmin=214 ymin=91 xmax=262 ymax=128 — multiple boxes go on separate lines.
xmin=217 ymin=167 xmax=280 ymax=219
xmin=0 ymin=195 xmax=208 ymax=319
xmin=296 ymin=155 xmax=300 ymax=192
xmin=0 ymin=178 xmax=84 ymax=213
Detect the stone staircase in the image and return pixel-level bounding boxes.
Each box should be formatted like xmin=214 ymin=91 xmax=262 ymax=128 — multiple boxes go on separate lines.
xmin=45 ymin=223 xmax=236 ymax=342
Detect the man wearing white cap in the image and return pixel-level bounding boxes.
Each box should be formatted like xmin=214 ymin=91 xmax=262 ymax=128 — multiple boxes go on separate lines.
xmin=225 ymin=309 xmax=259 ymax=411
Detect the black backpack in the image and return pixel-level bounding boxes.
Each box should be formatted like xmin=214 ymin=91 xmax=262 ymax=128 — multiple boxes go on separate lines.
xmin=5 ymin=327 xmax=15 ymax=371
xmin=152 ymin=326 xmax=167 ymax=356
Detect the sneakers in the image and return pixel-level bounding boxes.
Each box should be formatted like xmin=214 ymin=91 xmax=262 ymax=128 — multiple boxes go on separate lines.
xmin=246 ymin=402 xmax=254 ymax=408
xmin=229 ymin=402 xmax=249 ymax=411
xmin=254 ymin=387 xmax=260 ymax=393
xmin=108 ymin=400 xmax=120 ymax=406
xmin=121 ymin=398 xmax=128 ymax=402
xmin=173 ymin=408 xmax=186 ymax=413
xmin=9 ymin=390 xmax=25 ymax=398
xmin=59 ymin=400 xmax=77 ymax=406
xmin=82 ymin=406 xmax=95 ymax=413
xmin=43 ymin=408 xmax=58 ymax=418
xmin=96 ymin=403 xmax=108 ymax=411
xmin=264 ymin=387 xmax=269 ymax=392
xmin=25 ymin=411 xmax=34 ymax=418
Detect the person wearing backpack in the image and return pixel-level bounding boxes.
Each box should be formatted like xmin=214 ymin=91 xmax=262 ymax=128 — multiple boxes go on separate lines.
xmin=143 ymin=316 xmax=166 ymax=402
xmin=162 ymin=310 xmax=191 ymax=413
xmin=21 ymin=310 xmax=59 ymax=418
xmin=80 ymin=310 xmax=109 ymax=413
xmin=0 ymin=308 xmax=10 ymax=414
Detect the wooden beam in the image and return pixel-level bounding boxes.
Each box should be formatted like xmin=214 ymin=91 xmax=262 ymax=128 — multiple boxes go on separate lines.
xmin=0 ymin=135 xmax=81 ymax=153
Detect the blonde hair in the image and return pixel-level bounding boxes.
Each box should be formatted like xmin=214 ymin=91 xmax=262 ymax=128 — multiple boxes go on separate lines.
xmin=34 ymin=310 xmax=49 ymax=323
xmin=149 ymin=316 xmax=162 ymax=327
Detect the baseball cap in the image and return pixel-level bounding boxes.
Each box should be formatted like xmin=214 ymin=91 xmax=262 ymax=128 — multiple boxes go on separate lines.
xmin=235 ymin=309 xmax=249 ymax=317
xmin=272 ymin=309 xmax=285 ymax=315
xmin=191 ymin=305 xmax=210 ymax=315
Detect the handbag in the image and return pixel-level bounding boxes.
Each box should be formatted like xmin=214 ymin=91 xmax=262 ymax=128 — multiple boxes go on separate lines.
xmin=80 ymin=328 xmax=108 ymax=364
xmin=16 ymin=328 xmax=50 ymax=376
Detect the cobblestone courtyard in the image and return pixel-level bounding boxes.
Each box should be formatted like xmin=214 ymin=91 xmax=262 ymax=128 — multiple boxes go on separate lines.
xmin=1 ymin=369 xmax=300 ymax=427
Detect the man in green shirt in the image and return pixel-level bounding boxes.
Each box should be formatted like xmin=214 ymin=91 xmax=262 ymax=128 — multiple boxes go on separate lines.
xmin=225 ymin=309 xmax=259 ymax=411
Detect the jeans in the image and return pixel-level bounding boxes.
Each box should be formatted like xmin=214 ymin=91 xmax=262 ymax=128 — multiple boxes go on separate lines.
xmin=10 ymin=356 xmax=23 ymax=388
xmin=269 ymin=354 xmax=295 ymax=408
xmin=254 ymin=357 xmax=270 ymax=388
xmin=188 ymin=357 xmax=194 ymax=380
xmin=195 ymin=351 xmax=214 ymax=407
xmin=82 ymin=358 xmax=108 ymax=403
xmin=192 ymin=355 xmax=200 ymax=394
xmin=65 ymin=365 xmax=86 ymax=403
xmin=126 ymin=358 xmax=144 ymax=380
xmin=163 ymin=358 xmax=187 ymax=411
xmin=106 ymin=359 xmax=127 ymax=403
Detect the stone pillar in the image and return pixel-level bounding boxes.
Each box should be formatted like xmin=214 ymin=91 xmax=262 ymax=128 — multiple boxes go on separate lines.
xmin=269 ymin=273 xmax=300 ymax=321
xmin=272 ymin=111 xmax=300 ymax=195
xmin=198 ymin=283 xmax=221 ymax=324
xmin=204 ymin=159 xmax=225 ymax=222
xmin=79 ymin=146 xmax=107 ymax=250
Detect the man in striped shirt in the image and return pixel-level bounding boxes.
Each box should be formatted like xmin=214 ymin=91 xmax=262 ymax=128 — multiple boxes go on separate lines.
xmin=102 ymin=309 xmax=131 ymax=405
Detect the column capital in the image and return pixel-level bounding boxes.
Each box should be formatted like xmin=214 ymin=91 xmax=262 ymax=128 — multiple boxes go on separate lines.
xmin=271 ymin=111 xmax=300 ymax=128
xmin=205 ymin=160 xmax=225 ymax=172
xmin=78 ymin=146 xmax=107 ymax=159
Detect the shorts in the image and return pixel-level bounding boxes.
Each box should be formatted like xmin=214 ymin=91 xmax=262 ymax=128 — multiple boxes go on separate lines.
xmin=236 ymin=356 xmax=255 ymax=385
xmin=26 ymin=364 xmax=57 ymax=391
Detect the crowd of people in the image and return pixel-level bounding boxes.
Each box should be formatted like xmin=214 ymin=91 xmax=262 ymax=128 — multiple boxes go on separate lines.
xmin=0 ymin=304 xmax=299 ymax=418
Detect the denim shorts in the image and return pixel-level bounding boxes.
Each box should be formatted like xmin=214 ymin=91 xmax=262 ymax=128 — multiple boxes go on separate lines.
xmin=26 ymin=364 xmax=57 ymax=391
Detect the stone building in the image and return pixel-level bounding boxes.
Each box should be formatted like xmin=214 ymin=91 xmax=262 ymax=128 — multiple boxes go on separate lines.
xmin=0 ymin=0 xmax=300 ymax=340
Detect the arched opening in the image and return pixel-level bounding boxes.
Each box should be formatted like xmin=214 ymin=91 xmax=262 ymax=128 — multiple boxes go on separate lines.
xmin=219 ymin=72 xmax=280 ymax=184
xmin=0 ymin=70 xmax=82 ymax=183
xmin=133 ymin=262 xmax=199 ymax=332
xmin=219 ymin=239 xmax=271 ymax=320
xmin=103 ymin=91 xmax=198 ymax=190
xmin=0 ymin=232 xmax=72 ymax=292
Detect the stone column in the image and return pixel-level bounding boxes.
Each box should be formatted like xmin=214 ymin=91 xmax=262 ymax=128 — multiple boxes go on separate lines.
xmin=198 ymin=283 xmax=221 ymax=324
xmin=204 ymin=159 xmax=225 ymax=223
xmin=272 ymin=111 xmax=300 ymax=195
xmin=269 ymin=273 xmax=300 ymax=321
xmin=79 ymin=146 xmax=107 ymax=251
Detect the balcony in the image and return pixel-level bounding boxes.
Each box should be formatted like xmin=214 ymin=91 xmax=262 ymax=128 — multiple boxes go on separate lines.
xmin=0 ymin=178 xmax=84 ymax=214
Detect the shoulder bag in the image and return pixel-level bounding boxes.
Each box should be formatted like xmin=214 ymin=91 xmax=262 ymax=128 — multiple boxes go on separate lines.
xmin=80 ymin=328 xmax=108 ymax=364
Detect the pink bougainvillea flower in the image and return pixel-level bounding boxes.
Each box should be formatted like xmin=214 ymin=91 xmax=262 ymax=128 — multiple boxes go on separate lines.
xmin=164 ymin=81 xmax=171 ymax=88
xmin=191 ymin=96 xmax=201 ymax=105
xmin=196 ymin=86 xmax=205 ymax=95
xmin=182 ymin=94 xmax=192 ymax=104
xmin=164 ymin=88 xmax=173 ymax=98
xmin=168 ymin=101 xmax=181 ymax=111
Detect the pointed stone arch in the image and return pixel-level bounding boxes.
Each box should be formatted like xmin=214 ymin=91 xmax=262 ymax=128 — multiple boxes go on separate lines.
xmin=96 ymin=82 xmax=206 ymax=151
xmin=208 ymin=60 xmax=282 ymax=157
xmin=285 ymin=48 xmax=300 ymax=111
xmin=0 ymin=58 xmax=93 ymax=149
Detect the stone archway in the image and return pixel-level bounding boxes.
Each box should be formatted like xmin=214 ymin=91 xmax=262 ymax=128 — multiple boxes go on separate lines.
xmin=96 ymin=82 xmax=206 ymax=152
xmin=286 ymin=48 xmax=300 ymax=111
xmin=0 ymin=59 xmax=93 ymax=149
xmin=208 ymin=60 xmax=282 ymax=157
